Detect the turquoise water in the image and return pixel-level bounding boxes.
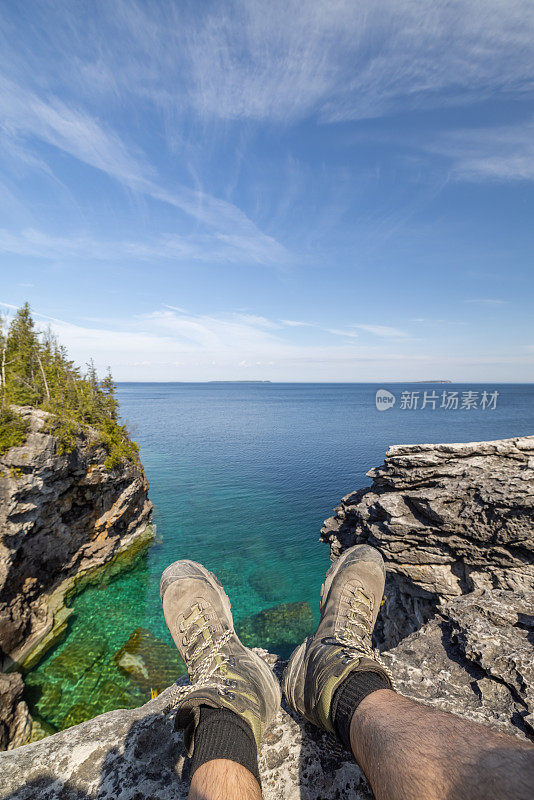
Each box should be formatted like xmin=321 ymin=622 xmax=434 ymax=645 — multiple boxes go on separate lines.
xmin=25 ymin=383 xmax=534 ymax=732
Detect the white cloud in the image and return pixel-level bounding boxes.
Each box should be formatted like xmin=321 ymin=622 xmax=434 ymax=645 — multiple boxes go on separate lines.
xmin=427 ymin=119 xmax=534 ymax=181
xmin=98 ymin=0 xmax=533 ymax=124
xmin=465 ymin=298 xmax=507 ymax=306
xmin=0 ymin=226 xmax=284 ymax=267
xmin=0 ymin=74 xmax=287 ymax=266
xmin=2 ymin=301 xmax=530 ymax=380
xmin=351 ymin=323 xmax=407 ymax=337
xmin=159 ymin=1 xmax=534 ymax=122
xmin=3 ymin=1 xmax=533 ymax=127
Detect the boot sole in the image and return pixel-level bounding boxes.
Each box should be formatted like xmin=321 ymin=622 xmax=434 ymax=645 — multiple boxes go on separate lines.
xmin=282 ymin=639 xmax=307 ymax=711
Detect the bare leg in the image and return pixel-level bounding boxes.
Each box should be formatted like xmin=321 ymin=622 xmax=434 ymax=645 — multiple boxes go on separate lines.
xmin=189 ymin=759 xmax=262 ymax=800
xmin=350 ymin=689 xmax=534 ymax=800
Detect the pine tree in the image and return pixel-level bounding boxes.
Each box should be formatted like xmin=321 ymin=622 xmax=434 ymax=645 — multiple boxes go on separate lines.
xmin=0 ymin=304 xmax=139 ymax=468
xmin=5 ymin=302 xmax=40 ymax=405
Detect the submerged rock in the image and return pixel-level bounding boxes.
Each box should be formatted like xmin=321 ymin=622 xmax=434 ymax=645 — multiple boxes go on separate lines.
xmin=114 ymin=627 xmax=187 ymax=693
xmin=237 ymin=602 xmax=314 ymax=651
xmin=24 ymin=628 xmax=146 ymax=733
xmin=248 ymin=567 xmax=290 ymax=602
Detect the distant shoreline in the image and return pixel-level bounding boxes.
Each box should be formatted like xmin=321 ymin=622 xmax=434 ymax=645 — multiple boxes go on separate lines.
xmin=116 ymin=380 xmax=533 ymax=385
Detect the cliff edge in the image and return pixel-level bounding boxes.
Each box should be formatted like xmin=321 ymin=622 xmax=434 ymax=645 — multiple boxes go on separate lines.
xmin=0 ymin=436 xmax=532 ymax=799
xmin=0 ymin=406 xmax=153 ymax=748
xmin=321 ymin=435 xmax=533 ymax=738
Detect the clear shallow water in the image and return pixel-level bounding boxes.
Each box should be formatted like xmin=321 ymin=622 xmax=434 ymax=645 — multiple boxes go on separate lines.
xmin=25 ymin=383 xmax=534 ymax=732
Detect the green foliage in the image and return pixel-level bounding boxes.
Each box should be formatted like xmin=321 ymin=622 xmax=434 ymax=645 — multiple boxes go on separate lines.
xmin=99 ymin=418 xmax=140 ymax=470
xmin=0 ymin=304 xmax=138 ymax=469
xmin=0 ymin=408 xmax=29 ymax=456
xmin=46 ymin=414 xmax=81 ymax=456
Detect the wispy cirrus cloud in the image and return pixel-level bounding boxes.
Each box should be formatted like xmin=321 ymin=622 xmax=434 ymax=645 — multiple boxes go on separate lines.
xmin=0 ymin=74 xmax=287 ymax=266
xmin=465 ymin=298 xmax=508 ymax=306
xmin=120 ymin=0 xmax=534 ymax=123
xmin=280 ymin=319 xmax=407 ymax=338
xmin=350 ymin=323 xmax=407 ymax=338
xmin=1 ymin=302 xmax=530 ymax=382
xmin=0 ymin=226 xmax=284 ymax=267
xmin=3 ymin=1 xmax=533 ymax=127
xmin=427 ymin=119 xmax=534 ymax=181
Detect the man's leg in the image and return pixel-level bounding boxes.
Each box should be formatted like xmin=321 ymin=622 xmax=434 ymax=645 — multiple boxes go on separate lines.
xmin=160 ymin=560 xmax=281 ymax=800
xmin=189 ymin=760 xmax=262 ymax=800
xmin=350 ymin=688 xmax=534 ymax=800
xmin=283 ymin=545 xmax=534 ymax=800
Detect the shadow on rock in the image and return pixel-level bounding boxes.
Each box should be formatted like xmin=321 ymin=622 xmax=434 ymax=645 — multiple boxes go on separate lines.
xmin=0 ymin=690 xmax=190 ymax=800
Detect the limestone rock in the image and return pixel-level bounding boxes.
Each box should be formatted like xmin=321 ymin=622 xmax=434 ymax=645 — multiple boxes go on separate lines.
xmin=0 ymin=672 xmax=31 ymax=751
xmin=0 ymin=406 xmax=153 ymax=748
xmin=0 ymin=654 xmax=373 ymax=800
xmin=321 ymin=435 xmax=534 ymax=648
xmin=321 ymin=435 xmax=534 ymax=741
xmin=385 ymin=590 xmax=533 ymax=738
xmin=0 ymin=406 xmax=153 ymax=670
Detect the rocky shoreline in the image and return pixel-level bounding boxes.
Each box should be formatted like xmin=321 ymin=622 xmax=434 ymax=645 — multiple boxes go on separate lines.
xmin=0 ymin=434 xmax=532 ymax=798
xmin=0 ymin=406 xmax=153 ymax=749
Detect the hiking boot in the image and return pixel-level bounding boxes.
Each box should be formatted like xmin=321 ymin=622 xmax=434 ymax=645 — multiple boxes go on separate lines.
xmin=161 ymin=560 xmax=281 ymax=755
xmin=282 ymin=544 xmax=394 ymax=734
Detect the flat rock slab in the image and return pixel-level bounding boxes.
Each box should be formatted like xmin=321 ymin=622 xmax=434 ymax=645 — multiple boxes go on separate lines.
xmin=0 ymin=680 xmax=372 ymax=800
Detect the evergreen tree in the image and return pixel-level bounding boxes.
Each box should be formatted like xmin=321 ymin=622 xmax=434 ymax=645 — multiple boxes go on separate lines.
xmin=0 ymin=304 xmax=138 ymax=468
xmin=4 ymin=302 xmax=40 ymax=406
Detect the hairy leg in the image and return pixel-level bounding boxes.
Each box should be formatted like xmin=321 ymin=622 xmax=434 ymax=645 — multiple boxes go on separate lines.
xmin=189 ymin=759 xmax=262 ymax=800
xmin=350 ymin=689 xmax=534 ymax=800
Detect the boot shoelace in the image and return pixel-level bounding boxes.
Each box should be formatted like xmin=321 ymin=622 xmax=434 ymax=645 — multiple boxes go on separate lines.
xmin=166 ymin=604 xmax=237 ymax=707
xmin=335 ymin=586 xmax=395 ymax=688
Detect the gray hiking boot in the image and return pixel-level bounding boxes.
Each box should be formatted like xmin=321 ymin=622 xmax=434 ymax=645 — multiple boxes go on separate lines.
xmin=282 ymin=545 xmax=394 ymax=734
xmin=161 ymin=560 xmax=281 ymax=755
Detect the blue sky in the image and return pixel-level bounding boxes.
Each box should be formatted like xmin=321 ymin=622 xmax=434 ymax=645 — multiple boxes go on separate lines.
xmin=0 ymin=0 xmax=533 ymax=381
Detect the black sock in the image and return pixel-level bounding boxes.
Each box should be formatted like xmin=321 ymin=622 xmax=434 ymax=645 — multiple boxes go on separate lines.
xmin=190 ymin=706 xmax=261 ymax=785
xmin=332 ymin=670 xmax=391 ymax=751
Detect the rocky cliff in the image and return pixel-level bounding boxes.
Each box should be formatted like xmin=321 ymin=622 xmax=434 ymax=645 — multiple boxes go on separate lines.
xmin=321 ymin=436 xmax=534 ymax=739
xmin=0 ymin=406 xmax=153 ymax=748
xmin=0 ymin=435 xmax=532 ymax=798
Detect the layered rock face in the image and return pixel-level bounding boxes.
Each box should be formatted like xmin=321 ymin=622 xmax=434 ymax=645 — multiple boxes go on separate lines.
xmin=0 ymin=406 xmax=153 ymax=748
xmin=321 ymin=436 xmax=534 ymax=739
xmin=0 ymin=436 xmax=532 ymax=797
xmin=0 ymin=672 xmax=30 ymax=751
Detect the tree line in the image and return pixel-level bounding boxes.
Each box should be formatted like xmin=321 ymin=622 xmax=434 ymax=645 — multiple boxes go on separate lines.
xmin=0 ymin=303 xmax=138 ymax=468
